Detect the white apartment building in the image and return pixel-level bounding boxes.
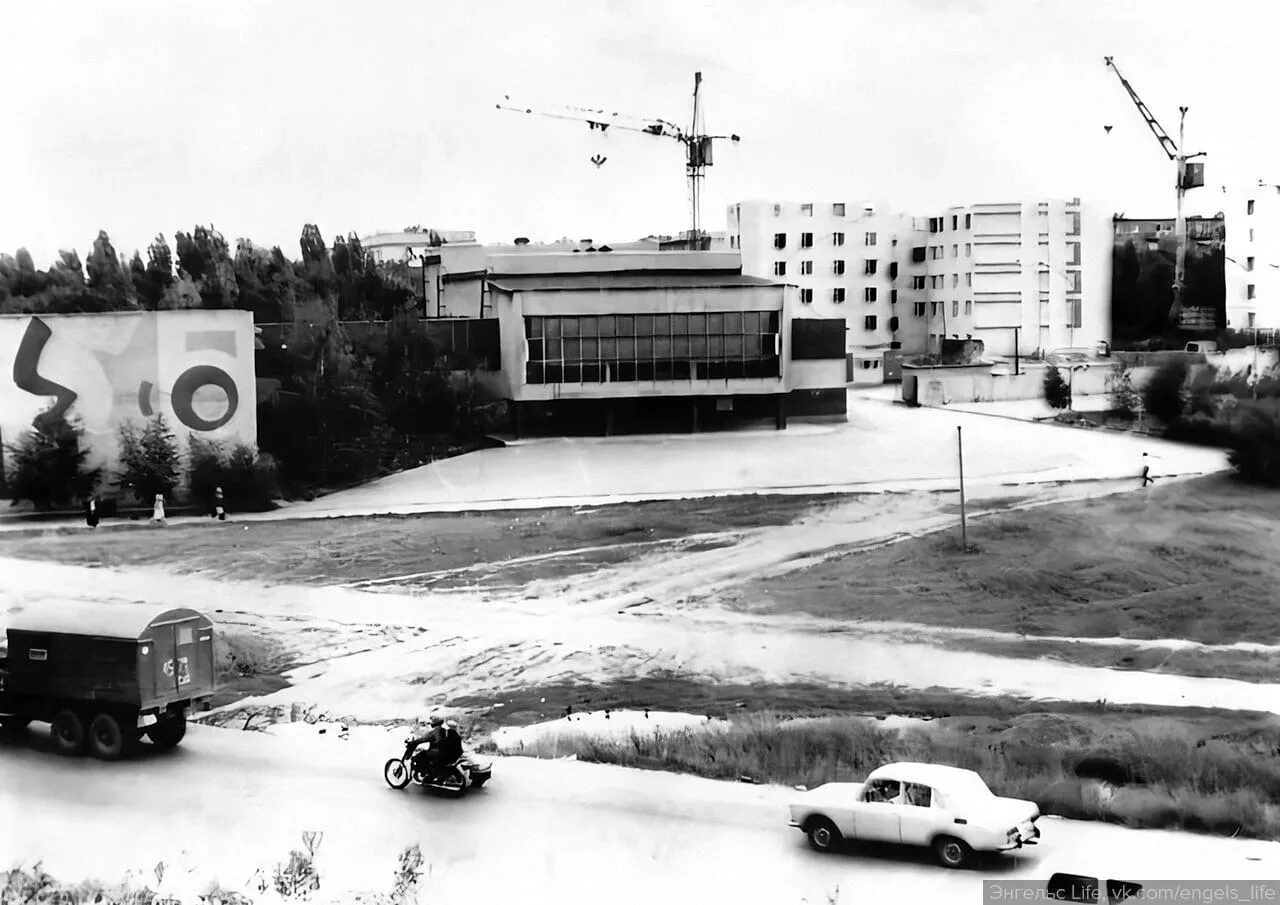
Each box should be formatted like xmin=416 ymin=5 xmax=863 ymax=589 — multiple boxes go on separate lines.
xmin=729 ymin=197 xmax=1112 ymax=360
xmin=361 ymin=227 xmax=487 ymax=317
xmin=727 ymin=200 xmax=926 ymax=371
xmin=1224 ymin=182 xmax=1280 ymax=331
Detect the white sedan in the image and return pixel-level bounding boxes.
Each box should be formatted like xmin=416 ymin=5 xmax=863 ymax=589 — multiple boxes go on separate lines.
xmin=788 ymin=762 xmax=1041 ymax=868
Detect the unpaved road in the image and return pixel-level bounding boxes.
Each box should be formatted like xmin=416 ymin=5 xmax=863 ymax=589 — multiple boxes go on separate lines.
xmin=2 ymin=724 xmax=1277 ymax=904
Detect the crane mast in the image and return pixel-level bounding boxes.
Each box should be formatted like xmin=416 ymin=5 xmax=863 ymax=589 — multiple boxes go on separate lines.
xmin=498 ymin=72 xmax=740 ymax=248
xmin=1104 ymin=56 xmax=1206 ymax=328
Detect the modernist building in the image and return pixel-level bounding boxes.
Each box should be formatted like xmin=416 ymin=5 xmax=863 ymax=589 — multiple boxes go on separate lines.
xmin=360 ymin=227 xmax=487 ymax=318
xmin=1224 ymin=182 xmax=1280 ymax=331
xmin=729 ymin=197 xmax=1112 ymax=362
xmin=483 ymin=250 xmax=847 ymax=436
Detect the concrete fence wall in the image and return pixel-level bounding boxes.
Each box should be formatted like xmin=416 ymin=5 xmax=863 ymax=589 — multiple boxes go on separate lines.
xmin=906 ymin=361 xmax=1217 ymax=406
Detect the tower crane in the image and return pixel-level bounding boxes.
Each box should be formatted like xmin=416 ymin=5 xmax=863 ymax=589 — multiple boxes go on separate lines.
xmin=1104 ymin=56 xmax=1207 ymax=328
xmin=497 ymin=72 xmax=740 ymax=249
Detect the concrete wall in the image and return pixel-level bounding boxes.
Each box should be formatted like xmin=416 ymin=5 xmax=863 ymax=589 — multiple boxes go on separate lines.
xmin=0 ymin=310 xmax=257 ymax=482
xmin=902 ymin=359 xmax=1221 ymax=406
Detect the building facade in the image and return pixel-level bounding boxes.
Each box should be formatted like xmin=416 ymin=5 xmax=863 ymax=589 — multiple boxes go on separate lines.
xmin=485 ymin=250 xmax=847 ymax=436
xmin=729 ymin=196 xmax=1112 ymax=361
xmin=361 ymin=227 xmax=487 ymax=318
xmin=1224 ymin=183 xmax=1280 ymax=331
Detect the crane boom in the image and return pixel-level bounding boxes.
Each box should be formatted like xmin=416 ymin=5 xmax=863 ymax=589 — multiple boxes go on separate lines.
xmin=1104 ymin=56 xmax=1178 ymax=160
xmin=497 ymin=72 xmax=740 ymax=247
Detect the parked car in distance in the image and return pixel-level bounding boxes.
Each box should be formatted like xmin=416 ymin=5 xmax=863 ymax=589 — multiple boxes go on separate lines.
xmin=788 ymin=762 xmax=1041 ymax=868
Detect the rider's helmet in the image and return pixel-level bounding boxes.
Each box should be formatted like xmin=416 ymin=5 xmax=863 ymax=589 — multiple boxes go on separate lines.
xmin=445 ymin=718 xmax=459 ymax=731
xmin=429 ymin=714 xmax=445 ymax=727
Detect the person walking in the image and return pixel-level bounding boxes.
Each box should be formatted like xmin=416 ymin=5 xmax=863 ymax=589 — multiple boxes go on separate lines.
xmin=214 ymin=485 xmax=226 ymax=521
xmin=1141 ymin=452 xmax=1156 ymax=487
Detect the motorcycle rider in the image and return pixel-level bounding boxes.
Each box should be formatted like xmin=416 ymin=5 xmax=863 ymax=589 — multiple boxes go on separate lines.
xmin=441 ymin=718 xmax=464 ymax=764
xmin=408 ymin=715 xmax=449 ymax=778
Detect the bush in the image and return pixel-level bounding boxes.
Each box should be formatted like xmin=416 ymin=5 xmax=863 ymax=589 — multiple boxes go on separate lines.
xmin=1141 ymin=359 xmax=1190 ymax=422
xmin=186 ymin=434 xmax=279 ymax=513
xmin=1163 ymin=415 xmax=1236 ymax=448
xmin=1105 ymin=366 xmax=1140 ymax=419
xmin=116 ymin=413 xmax=181 ymax=503
xmin=1 ymin=414 xmax=100 ymax=509
xmin=1043 ymin=365 xmax=1070 ymax=409
xmin=1228 ymin=409 xmax=1280 ymax=486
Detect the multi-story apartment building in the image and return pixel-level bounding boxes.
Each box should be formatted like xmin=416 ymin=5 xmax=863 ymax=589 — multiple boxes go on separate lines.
xmin=727 ymin=200 xmax=927 ymax=373
xmin=1224 ymin=182 xmax=1280 ymax=331
xmin=730 ymin=197 xmax=1111 ymax=360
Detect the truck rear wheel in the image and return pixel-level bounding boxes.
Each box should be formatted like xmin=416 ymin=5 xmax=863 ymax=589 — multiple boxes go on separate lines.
xmin=147 ymin=715 xmax=187 ymax=750
xmin=52 ymin=709 xmax=86 ymax=756
xmin=88 ymin=713 xmax=126 ymax=761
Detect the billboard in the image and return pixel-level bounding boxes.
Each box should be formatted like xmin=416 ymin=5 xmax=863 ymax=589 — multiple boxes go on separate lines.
xmin=0 ymin=310 xmax=257 ymax=482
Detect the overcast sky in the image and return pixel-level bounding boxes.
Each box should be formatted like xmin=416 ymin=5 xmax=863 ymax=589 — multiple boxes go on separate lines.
xmin=2 ymin=0 xmax=1276 ymax=265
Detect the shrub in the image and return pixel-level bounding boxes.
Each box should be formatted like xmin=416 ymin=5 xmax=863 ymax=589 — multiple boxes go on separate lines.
xmin=1 ymin=413 xmax=100 ymax=509
xmin=187 ymin=434 xmax=279 ymax=512
xmin=1043 ymin=365 xmax=1070 ymax=409
xmin=1105 ymin=366 xmax=1140 ymax=419
xmin=1228 ymin=408 xmax=1280 ymax=486
xmin=116 ymin=413 xmax=181 ymax=503
xmin=1163 ymin=415 xmax=1235 ymax=448
xmin=1141 ymin=359 xmax=1189 ymax=422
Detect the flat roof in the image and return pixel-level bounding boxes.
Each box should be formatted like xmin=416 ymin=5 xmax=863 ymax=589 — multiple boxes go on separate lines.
xmin=486 ymin=272 xmax=784 ymax=293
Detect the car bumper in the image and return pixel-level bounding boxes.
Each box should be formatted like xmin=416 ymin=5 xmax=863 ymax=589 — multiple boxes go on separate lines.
xmin=997 ymin=825 xmax=1041 ymax=851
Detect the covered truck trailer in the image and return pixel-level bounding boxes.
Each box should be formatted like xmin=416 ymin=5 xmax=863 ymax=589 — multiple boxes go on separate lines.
xmin=0 ymin=600 xmax=217 ymax=759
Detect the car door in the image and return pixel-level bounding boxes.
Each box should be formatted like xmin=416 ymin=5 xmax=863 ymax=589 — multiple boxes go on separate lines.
xmin=897 ymin=782 xmax=938 ymax=846
xmin=853 ymin=779 xmax=902 ymax=843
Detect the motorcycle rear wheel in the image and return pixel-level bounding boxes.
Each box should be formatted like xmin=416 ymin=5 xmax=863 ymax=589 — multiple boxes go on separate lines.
xmin=384 ymin=758 xmax=411 ymax=789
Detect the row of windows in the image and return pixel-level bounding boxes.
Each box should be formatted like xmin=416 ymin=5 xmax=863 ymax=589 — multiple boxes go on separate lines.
xmin=524 ymin=312 xmax=778 ymax=339
xmin=928 ymin=214 xmax=973 ymax=233
xmin=929 ymin=243 xmax=973 ymax=258
xmin=776 ymin=203 xmax=849 ymax=218
xmin=525 ymin=359 xmax=779 ymax=384
xmin=774 ymin=232 xmax=875 ymax=249
xmin=799 ymin=287 xmax=885 ymax=304
xmin=775 ymin=259 xmax=887 ymax=277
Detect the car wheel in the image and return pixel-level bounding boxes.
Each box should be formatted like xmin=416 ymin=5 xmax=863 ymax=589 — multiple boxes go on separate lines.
xmin=933 ymin=835 xmax=973 ymax=869
xmin=146 ymin=716 xmax=187 ymax=751
xmin=806 ymin=817 xmax=842 ymax=853
xmin=88 ymin=712 xmax=126 ymax=761
xmin=52 ymin=709 xmax=86 ymax=757
xmin=384 ymin=758 xmax=411 ymax=789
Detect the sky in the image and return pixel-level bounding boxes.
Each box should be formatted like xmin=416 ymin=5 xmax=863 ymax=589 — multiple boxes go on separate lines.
xmin=2 ymin=0 xmax=1278 ymax=266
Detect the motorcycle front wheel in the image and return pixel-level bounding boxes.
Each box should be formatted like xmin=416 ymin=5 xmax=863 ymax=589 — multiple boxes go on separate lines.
xmin=384 ymin=758 xmax=411 ymax=789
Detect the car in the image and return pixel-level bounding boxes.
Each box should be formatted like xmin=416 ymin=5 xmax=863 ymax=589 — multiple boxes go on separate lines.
xmin=787 ymin=761 xmax=1041 ymax=868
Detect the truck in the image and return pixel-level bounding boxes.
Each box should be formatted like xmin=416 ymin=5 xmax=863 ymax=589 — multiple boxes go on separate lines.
xmin=0 ymin=599 xmax=217 ymax=760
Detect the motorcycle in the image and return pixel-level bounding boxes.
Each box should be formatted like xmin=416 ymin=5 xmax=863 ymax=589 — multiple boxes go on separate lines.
xmin=384 ymin=738 xmax=492 ymax=795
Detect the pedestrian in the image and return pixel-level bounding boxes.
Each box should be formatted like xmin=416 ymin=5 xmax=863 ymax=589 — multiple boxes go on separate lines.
xmin=214 ymin=485 xmax=226 ymax=521
xmin=1141 ymin=452 xmax=1155 ymax=487
xmin=85 ymin=494 xmax=99 ymax=528
xmin=152 ymin=492 xmax=167 ymax=524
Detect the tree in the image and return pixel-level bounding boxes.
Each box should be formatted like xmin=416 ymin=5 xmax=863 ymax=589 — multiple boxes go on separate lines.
xmin=1142 ymin=358 xmax=1189 ymax=423
xmin=85 ymin=230 xmax=137 ymax=308
xmin=116 ymin=414 xmax=182 ymax=503
xmin=2 ymin=414 xmax=100 ymax=510
xmin=1043 ymin=364 xmax=1071 ymax=409
xmin=1228 ymin=409 xmax=1280 ymax=487
xmin=1106 ymin=365 xmax=1140 ymax=419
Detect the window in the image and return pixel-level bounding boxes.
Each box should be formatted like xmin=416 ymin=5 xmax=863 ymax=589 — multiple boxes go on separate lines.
xmin=952 ymin=274 xmax=959 ymax=288
xmin=1070 ymin=299 xmax=1083 ymax=328
xmin=800 ymin=288 xmax=813 ymax=304
xmin=1067 ymin=241 xmax=1080 ymax=265
xmin=773 ymin=203 xmax=781 ymax=216
xmin=952 ymin=300 xmax=959 ymax=317
xmin=931 ymin=275 xmax=944 ymax=289
xmin=833 ymin=232 xmax=846 ymax=246
xmin=912 ymin=275 xmax=926 ymax=290
xmin=1250 ymin=228 xmax=1255 ymax=242
xmin=832 ymin=288 xmax=846 ymax=304
xmin=864 ymin=259 xmax=877 ymax=275
xmin=890 ymin=289 xmax=898 ymax=305
xmin=931 ymin=302 xmax=941 ymax=316
xmin=833 ymin=203 xmax=845 ymax=216
xmin=864 ymin=779 xmax=901 ymax=803
xmin=929 ymin=217 xmax=942 ymax=234
xmin=914 ymin=302 xmax=926 ymax=317
xmin=800 ymin=260 xmax=813 ymax=275
xmin=964 ymin=213 xmax=971 ymax=229
xmin=865 ymin=232 xmax=877 ymax=246
xmin=864 ymin=287 xmax=877 ymax=302
xmin=911 ymin=246 xmax=926 ymax=263
xmin=773 ymin=233 xmax=786 ymax=249
xmin=964 ymin=300 xmax=972 ymax=315
xmin=28 ymin=647 xmax=48 ymax=661
xmin=952 ymin=244 xmax=958 ymax=257
xmin=1249 ymin=312 xmax=1256 ymax=328
xmin=904 ymin=783 xmax=933 ymax=808
xmin=930 ymin=246 xmax=943 ymax=260
xmin=864 ymin=315 xmax=877 ymax=331
xmin=802 ymin=232 xmax=815 ymax=248
xmin=965 ymin=243 xmax=972 ymax=256
xmin=1247 ymin=256 xmax=1255 ymax=271
xmin=1248 ymin=200 xmax=1255 ymax=215
xmin=774 ymin=261 xmax=786 ymax=276
xmin=861 ymin=359 xmax=875 ymax=369
xmin=833 ymin=260 xmax=846 ymax=275
xmin=965 ymin=273 xmax=972 ymax=287
xmin=801 ymin=203 xmax=814 ymax=216
xmin=729 ymin=236 xmax=736 ymax=249
xmin=1248 ymin=284 xmax=1256 ymax=299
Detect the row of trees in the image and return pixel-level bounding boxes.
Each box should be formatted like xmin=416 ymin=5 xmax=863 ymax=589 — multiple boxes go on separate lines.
xmin=4 ymin=413 xmax=277 ymax=512
xmin=1 ymin=225 xmax=501 ymax=499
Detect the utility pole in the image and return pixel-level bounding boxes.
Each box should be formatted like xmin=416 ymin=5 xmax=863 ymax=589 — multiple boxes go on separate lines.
xmin=957 ymin=425 xmax=968 ymax=550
